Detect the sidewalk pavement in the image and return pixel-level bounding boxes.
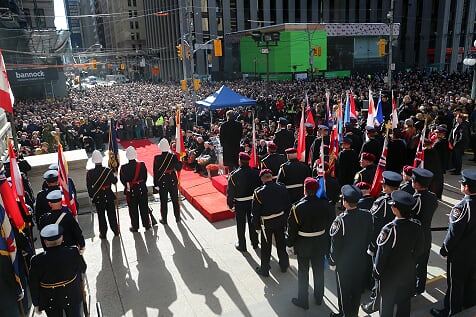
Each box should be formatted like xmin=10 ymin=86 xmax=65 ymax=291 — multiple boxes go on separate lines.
xmin=29 ymin=157 xmax=476 ymax=317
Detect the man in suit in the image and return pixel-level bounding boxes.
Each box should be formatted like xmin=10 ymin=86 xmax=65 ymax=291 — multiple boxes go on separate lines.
xmin=274 ymin=117 xmax=295 ymax=154
xmin=220 ymin=110 xmax=242 ymax=171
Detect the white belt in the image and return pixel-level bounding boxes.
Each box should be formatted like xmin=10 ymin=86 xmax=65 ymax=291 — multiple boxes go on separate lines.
xmin=286 ymin=184 xmax=303 ymax=189
xmin=298 ymin=230 xmax=325 ymax=237
xmin=261 ymin=211 xmax=284 ymax=220
xmin=235 ymin=196 xmax=253 ymax=202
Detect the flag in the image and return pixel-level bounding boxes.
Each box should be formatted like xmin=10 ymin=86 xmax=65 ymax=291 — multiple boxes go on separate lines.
xmin=375 ymin=93 xmax=384 ymax=126
xmin=370 ymin=133 xmax=389 ymax=198
xmin=297 ymin=96 xmax=307 ymax=162
xmin=0 ymin=50 xmax=14 ymax=114
xmin=0 ymin=197 xmax=23 ymax=298
xmin=108 ymin=118 xmax=120 ymax=172
xmin=349 ymin=91 xmax=357 ymax=121
xmin=305 ymin=106 xmax=316 ymax=128
xmin=328 ymin=123 xmax=339 ymax=178
xmin=249 ymin=114 xmax=258 ymax=168
xmin=0 ymin=171 xmax=24 ymax=231
xmin=325 ymin=91 xmax=333 ymax=128
xmin=175 ymin=108 xmax=186 ymax=159
xmin=58 ymin=143 xmax=77 ymax=217
xmin=344 ymin=92 xmax=351 ymax=124
xmin=337 ymin=98 xmax=343 ymax=142
xmin=315 ymin=135 xmax=327 ymax=199
xmin=7 ymin=139 xmax=29 ymax=219
xmin=391 ymin=90 xmax=398 ymax=129
xmin=366 ymin=89 xmax=376 ymax=128
xmin=413 ymin=123 xmax=427 ymax=168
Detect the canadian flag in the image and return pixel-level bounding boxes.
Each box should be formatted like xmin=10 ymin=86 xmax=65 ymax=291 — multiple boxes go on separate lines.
xmin=0 ymin=50 xmax=14 ymax=114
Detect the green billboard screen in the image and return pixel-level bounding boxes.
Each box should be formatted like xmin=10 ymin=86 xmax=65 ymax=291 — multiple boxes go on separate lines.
xmin=240 ymin=31 xmax=327 ymax=75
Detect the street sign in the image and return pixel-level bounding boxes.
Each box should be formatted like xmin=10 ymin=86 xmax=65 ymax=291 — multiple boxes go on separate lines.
xmin=260 ymin=48 xmax=269 ymax=54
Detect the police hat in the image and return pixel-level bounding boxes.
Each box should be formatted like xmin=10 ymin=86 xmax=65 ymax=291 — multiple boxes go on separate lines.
xmin=345 ymin=122 xmax=354 ymax=129
xmin=46 ymin=189 xmax=63 ymax=203
xmin=382 ymin=171 xmax=402 ymax=187
xmin=365 ymin=126 xmax=377 ymax=133
xmin=318 ymin=124 xmax=329 ymax=130
xmin=461 ymin=169 xmax=476 ymax=186
xmin=40 ymin=224 xmax=64 ymax=241
xmin=412 ymin=168 xmax=433 ymax=187
xmin=259 ymin=169 xmax=273 ymax=178
xmin=342 ymin=137 xmax=353 ymax=145
xmin=388 ymin=190 xmax=416 ymax=216
xmin=341 ymin=185 xmax=362 ymax=204
xmin=278 ymin=117 xmax=288 ymax=125
xmin=3 ymin=157 xmax=10 ymax=165
xmin=48 ymin=162 xmax=59 ymax=170
xmin=43 ymin=170 xmax=59 ymax=182
xmin=436 ymin=125 xmax=448 ymax=133
xmin=305 ymin=123 xmax=314 ymax=129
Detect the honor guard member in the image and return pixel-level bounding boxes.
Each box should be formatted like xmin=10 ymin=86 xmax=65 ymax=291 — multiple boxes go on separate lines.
xmin=120 ymin=146 xmax=151 ymax=232
xmin=274 ymin=117 xmax=295 ymax=154
xmin=336 ymin=137 xmax=360 ymax=187
xmin=354 ymin=152 xmax=377 ymax=185
xmin=252 ymin=169 xmax=291 ymax=277
xmin=431 ymin=169 xmax=476 ymax=317
xmin=309 ymin=125 xmax=330 ymax=168
xmin=38 ymin=190 xmax=85 ymax=253
xmin=227 ymin=152 xmax=261 ymax=252
xmin=153 ymin=138 xmax=183 ymax=224
xmin=276 ymin=148 xmax=312 ymax=204
xmin=329 ymin=185 xmax=372 ymax=317
xmin=260 ymin=142 xmax=286 ymax=177
xmin=360 ymin=126 xmax=382 ymax=161
xmin=35 ymin=170 xmax=60 ymax=224
xmin=286 ymin=177 xmax=334 ymax=310
xmin=374 ymin=191 xmax=423 ymax=317
xmin=43 ymin=162 xmax=79 ymax=211
xmin=356 ymin=182 xmax=376 ymax=211
xmin=400 ymin=165 xmax=415 ymax=195
xmin=297 ymin=123 xmax=315 ymax=165
xmin=362 ymin=171 xmax=402 ymax=314
xmin=29 ymin=224 xmax=87 ymax=317
xmin=411 ymin=168 xmax=438 ymax=295
xmin=86 ymin=150 xmax=119 ymax=238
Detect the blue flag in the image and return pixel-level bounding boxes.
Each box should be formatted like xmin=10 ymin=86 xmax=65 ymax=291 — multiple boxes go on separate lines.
xmin=343 ymin=94 xmax=351 ymax=124
xmin=375 ymin=94 xmax=384 ymax=126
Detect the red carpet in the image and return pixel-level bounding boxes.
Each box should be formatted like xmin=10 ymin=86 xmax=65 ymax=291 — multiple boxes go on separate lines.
xmin=121 ymin=139 xmax=234 ymax=223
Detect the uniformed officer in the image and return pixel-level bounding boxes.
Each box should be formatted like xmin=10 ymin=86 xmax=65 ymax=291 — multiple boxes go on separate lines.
xmin=29 ymin=224 xmax=87 ymax=317
xmin=362 ymin=170 xmax=402 ymax=314
xmin=252 ymin=169 xmax=291 ymax=277
xmin=411 ymin=167 xmax=438 ymax=294
xmin=227 ymin=152 xmax=261 ymax=252
xmin=286 ymin=177 xmax=334 ymax=310
xmin=43 ymin=162 xmax=79 ymax=211
xmin=35 ymin=170 xmax=60 ymax=224
xmin=274 ymin=117 xmax=295 ymax=154
xmin=360 ymin=126 xmax=382 ymax=161
xmin=329 ymin=185 xmax=373 ymax=317
xmin=38 ymin=190 xmax=85 ymax=253
xmin=354 ymin=152 xmax=377 ymax=185
xmin=86 ymin=150 xmax=119 ymax=238
xmin=356 ymin=182 xmax=376 ymax=211
xmin=309 ymin=124 xmax=330 ymax=168
xmin=400 ymin=165 xmax=415 ymax=195
xmin=374 ymin=191 xmax=423 ymax=317
xmin=260 ymin=142 xmax=287 ymax=177
xmin=120 ymin=146 xmax=151 ymax=232
xmin=431 ymin=169 xmax=476 ymax=317
xmin=336 ymin=137 xmax=360 ymax=186
xmin=276 ymin=148 xmax=312 ymax=204
xmin=153 ymin=138 xmax=183 ymax=224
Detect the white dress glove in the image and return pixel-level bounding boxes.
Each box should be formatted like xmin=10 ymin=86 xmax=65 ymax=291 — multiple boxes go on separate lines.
xmin=286 ymin=246 xmax=294 ymax=256
xmin=329 ymin=265 xmax=336 ymax=271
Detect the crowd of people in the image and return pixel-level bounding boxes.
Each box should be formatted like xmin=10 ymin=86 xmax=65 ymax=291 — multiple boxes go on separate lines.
xmin=2 ymin=69 xmax=476 ymax=317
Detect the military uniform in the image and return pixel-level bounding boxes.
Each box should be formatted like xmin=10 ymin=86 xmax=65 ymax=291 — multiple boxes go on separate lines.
xmin=86 ymin=161 xmax=119 ymax=238
xmin=260 ymin=153 xmax=287 ymax=177
xmin=329 ymin=185 xmax=373 ymax=317
xmin=354 ymin=163 xmax=377 ymax=185
xmin=276 ymin=151 xmax=311 ymax=204
xmin=252 ymin=170 xmax=291 ymax=276
xmin=29 ymin=225 xmax=86 ymax=317
xmin=153 ymin=141 xmax=183 ymax=224
xmin=227 ymin=156 xmax=261 ymax=251
xmin=120 ymin=158 xmax=150 ymax=231
xmin=286 ymin=181 xmax=335 ymax=308
xmin=336 ymin=147 xmax=360 ymax=187
xmin=274 ymin=118 xmax=295 ymax=154
xmin=35 ymin=170 xmax=60 ymax=224
xmin=374 ymin=191 xmax=423 ymax=317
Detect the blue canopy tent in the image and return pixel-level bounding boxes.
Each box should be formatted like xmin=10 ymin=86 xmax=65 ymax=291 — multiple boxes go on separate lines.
xmin=195 ymin=85 xmax=256 ymax=110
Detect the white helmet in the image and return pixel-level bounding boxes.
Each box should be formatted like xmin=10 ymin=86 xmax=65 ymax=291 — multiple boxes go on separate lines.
xmin=125 ymin=146 xmax=137 ymax=160
xmin=158 ymin=138 xmax=170 ymax=152
xmin=91 ymin=150 xmax=103 ymax=164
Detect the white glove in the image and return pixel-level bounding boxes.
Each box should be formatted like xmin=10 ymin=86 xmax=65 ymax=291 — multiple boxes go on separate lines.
xmin=230 ymin=207 xmax=235 ymax=212
xmin=34 ymin=306 xmax=42 ymax=315
xmin=286 ymin=246 xmax=294 ymax=256
xmin=256 ymin=230 xmax=261 ymax=235
xmin=329 ymin=265 xmax=336 ymax=271
xmin=79 ymin=247 xmax=85 ymax=255
xmin=440 ymin=255 xmax=447 ymax=260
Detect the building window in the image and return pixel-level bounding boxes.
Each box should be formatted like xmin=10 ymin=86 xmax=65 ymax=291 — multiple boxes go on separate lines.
xmin=23 ymin=8 xmax=32 ymax=27
xmin=138 ymin=44 xmax=142 ymax=50
xmin=133 ymin=10 xmax=138 ymax=17
xmin=129 ymin=10 xmax=132 ymax=18
xmin=34 ymin=8 xmax=46 ymax=28
xmin=128 ymin=0 xmax=131 ymax=6
xmin=132 ymin=44 xmax=136 ymax=50
xmin=135 ymin=21 xmax=139 ymax=28
xmin=131 ymin=33 xmax=135 ymax=40
xmin=136 ymin=32 xmax=140 ymax=40
xmin=132 ymin=0 xmax=137 ymax=6
xmin=130 ymin=21 xmax=134 ymax=29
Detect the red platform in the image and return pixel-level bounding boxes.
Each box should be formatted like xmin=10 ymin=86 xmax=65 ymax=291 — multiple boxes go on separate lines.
xmin=211 ymin=175 xmax=228 ymax=195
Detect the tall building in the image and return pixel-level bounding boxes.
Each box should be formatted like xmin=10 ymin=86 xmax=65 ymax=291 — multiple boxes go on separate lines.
xmin=143 ymin=0 xmax=476 ymax=81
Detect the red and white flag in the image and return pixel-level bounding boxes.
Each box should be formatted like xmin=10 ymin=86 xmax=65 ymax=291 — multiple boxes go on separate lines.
xmin=296 ymin=95 xmax=307 ymax=162
xmin=413 ymin=122 xmax=427 ymax=168
xmin=175 ymin=108 xmax=186 ymax=159
xmin=366 ymin=89 xmax=376 ymax=129
xmin=370 ymin=134 xmax=389 ymax=198
xmin=249 ymin=113 xmax=258 ymax=168
xmin=0 ymin=50 xmax=14 ymax=114
xmin=391 ymin=90 xmax=398 ymax=129
xmin=7 ymin=139 xmax=29 ymax=219
xmin=58 ymin=143 xmax=77 ymax=217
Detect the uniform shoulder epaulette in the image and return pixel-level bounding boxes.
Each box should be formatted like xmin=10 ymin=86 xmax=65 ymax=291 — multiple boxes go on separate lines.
xmin=329 ymin=216 xmax=344 ymax=237
xmin=377 ymin=222 xmax=395 ymax=247
xmin=450 ymin=200 xmax=469 ymax=224
xmin=409 ymin=218 xmax=422 ymax=226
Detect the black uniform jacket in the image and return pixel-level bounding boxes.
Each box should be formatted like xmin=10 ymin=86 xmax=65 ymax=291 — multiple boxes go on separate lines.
xmin=226 ymin=165 xmax=261 ymax=209
xmin=120 ymin=159 xmax=148 ymax=197
xmin=86 ymin=165 xmax=117 ymax=204
xmin=252 ymin=181 xmax=291 ymax=229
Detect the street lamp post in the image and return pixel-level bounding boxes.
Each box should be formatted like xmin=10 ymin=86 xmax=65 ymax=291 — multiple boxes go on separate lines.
xmin=387 ymin=0 xmax=394 ymax=90
xmin=251 ymin=31 xmax=280 ymax=92
xmin=463 ymin=40 xmax=476 ymax=100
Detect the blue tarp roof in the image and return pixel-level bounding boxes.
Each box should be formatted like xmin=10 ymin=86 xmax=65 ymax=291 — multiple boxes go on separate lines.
xmin=195 ymin=85 xmax=256 ymax=110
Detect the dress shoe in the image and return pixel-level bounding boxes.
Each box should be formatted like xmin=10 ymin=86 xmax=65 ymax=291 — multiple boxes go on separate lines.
xmin=291 ymin=298 xmax=309 ymax=310
xmin=99 ymin=234 xmax=106 ymax=239
xmin=361 ymin=301 xmax=378 ymax=314
xmin=280 ymin=265 xmax=289 ymax=273
xmin=235 ymin=243 xmax=247 ymax=252
xmin=255 ymin=266 xmax=269 ymax=277
xmin=129 ymin=227 xmax=138 ymax=233
xmin=159 ymin=219 xmax=168 ymax=225
xmin=329 ymin=312 xmax=343 ymax=317
xmin=176 ymin=217 xmax=181 ymax=223
xmin=430 ymin=307 xmax=449 ymax=317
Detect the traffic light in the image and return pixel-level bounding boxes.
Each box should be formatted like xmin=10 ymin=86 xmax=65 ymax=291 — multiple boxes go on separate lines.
xmin=185 ymin=46 xmax=191 ymax=59
xmin=120 ymin=63 xmax=125 ymax=70
xmin=193 ymin=79 xmax=201 ymax=90
xmin=379 ymin=39 xmax=386 ymax=56
xmin=176 ymin=45 xmax=183 ymax=59
xmin=91 ymin=59 xmax=97 ymax=70
xmin=213 ymin=39 xmax=222 ymax=57
xmin=312 ymin=46 xmax=322 ymax=57
xmin=180 ymin=79 xmax=187 ymax=91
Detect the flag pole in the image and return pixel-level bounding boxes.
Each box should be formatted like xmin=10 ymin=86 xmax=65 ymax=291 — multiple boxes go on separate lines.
xmin=109 ymin=118 xmax=120 ymax=234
